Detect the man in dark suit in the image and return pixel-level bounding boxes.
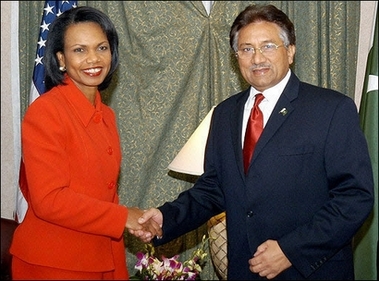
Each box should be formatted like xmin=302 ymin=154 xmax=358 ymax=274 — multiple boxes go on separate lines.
xmin=134 ymin=4 xmax=374 ymax=280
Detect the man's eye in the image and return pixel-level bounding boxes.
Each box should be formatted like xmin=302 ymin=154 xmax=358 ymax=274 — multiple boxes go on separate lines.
xmin=263 ymin=44 xmax=275 ymax=50
xmin=243 ymin=47 xmax=254 ymax=52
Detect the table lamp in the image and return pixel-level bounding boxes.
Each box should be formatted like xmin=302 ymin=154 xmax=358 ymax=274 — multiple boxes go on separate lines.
xmin=167 ymin=106 xmax=228 ymax=280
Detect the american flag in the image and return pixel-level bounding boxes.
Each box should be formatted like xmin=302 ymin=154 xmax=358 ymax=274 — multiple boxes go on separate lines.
xmin=29 ymin=1 xmax=78 ymax=102
xmin=16 ymin=0 xmax=77 ymax=223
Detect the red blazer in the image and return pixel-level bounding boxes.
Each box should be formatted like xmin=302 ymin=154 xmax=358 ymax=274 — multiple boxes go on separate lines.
xmin=10 ymin=77 xmax=129 ymax=278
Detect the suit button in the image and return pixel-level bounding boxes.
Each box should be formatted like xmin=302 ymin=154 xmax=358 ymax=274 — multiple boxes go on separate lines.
xmin=108 ymin=181 xmax=115 ymax=189
xmin=247 ymin=211 xmax=254 ymax=217
xmin=93 ymin=112 xmax=102 ymax=123
xmin=107 ymin=146 xmax=113 ymax=155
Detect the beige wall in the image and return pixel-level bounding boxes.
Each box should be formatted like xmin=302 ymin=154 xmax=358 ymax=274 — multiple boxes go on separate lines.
xmin=1 ymin=1 xmax=20 ymax=219
xmin=1 ymin=1 xmax=377 ymax=220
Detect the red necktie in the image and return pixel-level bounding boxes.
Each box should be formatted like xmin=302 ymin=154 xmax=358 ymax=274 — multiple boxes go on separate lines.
xmin=243 ymin=93 xmax=264 ymax=173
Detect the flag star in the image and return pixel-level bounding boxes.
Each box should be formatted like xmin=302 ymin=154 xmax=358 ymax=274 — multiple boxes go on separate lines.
xmin=57 ymin=2 xmax=77 ymax=16
xmin=37 ymin=37 xmax=46 ymax=49
xmin=44 ymin=3 xmax=54 ymax=16
xmin=35 ymin=54 xmax=43 ymax=66
xmin=40 ymin=20 xmax=51 ymax=33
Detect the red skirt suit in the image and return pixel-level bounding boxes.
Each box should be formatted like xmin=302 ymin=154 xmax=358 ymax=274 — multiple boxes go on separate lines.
xmin=10 ymin=77 xmax=129 ymax=279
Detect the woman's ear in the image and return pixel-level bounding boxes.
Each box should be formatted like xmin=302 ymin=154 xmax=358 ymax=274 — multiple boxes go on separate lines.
xmin=56 ymin=51 xmax=65 ymax=68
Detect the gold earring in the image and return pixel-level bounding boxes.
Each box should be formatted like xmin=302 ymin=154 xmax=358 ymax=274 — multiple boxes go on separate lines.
xmin=59 ymin=66 xmax=66 ymax=72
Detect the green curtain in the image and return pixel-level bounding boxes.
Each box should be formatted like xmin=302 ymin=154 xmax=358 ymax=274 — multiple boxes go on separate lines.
xmin=18 ymin=1 xmax=363 ymax=279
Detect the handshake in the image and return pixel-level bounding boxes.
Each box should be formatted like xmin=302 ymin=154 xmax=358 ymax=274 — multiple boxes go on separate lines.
xmin=126 ymin=207 xmax=163 ymax=243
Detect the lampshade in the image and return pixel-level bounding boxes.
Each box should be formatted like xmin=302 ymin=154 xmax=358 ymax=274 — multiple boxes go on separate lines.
xmin=168 ymin=106 xmax=215 ymax=175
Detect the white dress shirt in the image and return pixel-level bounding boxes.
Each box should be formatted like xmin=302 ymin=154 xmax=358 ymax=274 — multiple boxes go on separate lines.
xmin=242 ymin=70 xmax=291 ymax=147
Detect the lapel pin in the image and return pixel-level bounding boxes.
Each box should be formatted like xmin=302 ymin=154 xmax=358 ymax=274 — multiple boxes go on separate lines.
xmin=279 ymin=108 xmax=288 ymax=116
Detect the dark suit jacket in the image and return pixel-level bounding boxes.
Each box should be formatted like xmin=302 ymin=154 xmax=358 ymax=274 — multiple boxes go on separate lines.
xmin=154 ymin=72 xmax=374 ymax=280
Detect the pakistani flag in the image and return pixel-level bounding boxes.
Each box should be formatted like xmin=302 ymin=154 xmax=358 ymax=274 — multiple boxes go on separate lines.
xmin=354 ymin=6 xmax=378 ymax=281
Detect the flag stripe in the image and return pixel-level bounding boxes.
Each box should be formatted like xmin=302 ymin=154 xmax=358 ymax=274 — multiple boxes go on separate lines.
xmin=367 ymin=74 xmax=378 ymax=93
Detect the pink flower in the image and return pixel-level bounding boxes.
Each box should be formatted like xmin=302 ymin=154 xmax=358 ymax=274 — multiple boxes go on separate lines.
xmin=132 ymin=235 xmax=209 ymax=280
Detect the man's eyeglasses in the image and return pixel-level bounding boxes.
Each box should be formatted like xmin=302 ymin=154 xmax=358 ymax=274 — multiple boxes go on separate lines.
xmin=236 ymin=43 xmax=285 ymax=59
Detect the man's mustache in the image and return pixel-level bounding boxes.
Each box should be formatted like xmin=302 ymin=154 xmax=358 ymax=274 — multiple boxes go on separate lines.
xmin=251 ymin=64 xmax=271 ymax=70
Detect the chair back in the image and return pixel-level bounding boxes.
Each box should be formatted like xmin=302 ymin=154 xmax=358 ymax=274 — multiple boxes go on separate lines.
xmin=1 ymin=217 xmax=19 ymax=280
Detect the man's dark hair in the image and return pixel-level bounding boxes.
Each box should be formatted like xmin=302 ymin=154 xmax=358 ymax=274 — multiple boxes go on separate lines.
xmin=230 ymin=4 xmax=296 ymax=52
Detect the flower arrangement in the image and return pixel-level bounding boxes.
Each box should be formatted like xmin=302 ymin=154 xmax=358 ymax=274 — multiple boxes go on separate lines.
xmin=132 ymin=235 xmax=209 ymax=280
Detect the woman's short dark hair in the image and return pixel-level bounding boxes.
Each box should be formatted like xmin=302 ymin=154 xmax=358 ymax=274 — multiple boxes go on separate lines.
xmin=44 ymin=6 xmax=119 ymax=91
xmin=230 ymin=4 xmax=296 ymax=52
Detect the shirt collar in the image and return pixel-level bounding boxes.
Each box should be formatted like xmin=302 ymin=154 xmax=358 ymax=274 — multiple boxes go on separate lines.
xmin=57 ymin=76 xmax=103 ymax=127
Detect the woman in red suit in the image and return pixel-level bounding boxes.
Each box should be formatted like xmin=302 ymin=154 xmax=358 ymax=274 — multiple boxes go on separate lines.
xmin=10 ymin=6 xmax=160 ymax=280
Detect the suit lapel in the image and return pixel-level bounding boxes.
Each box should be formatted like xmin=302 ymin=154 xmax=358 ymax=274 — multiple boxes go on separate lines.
xmin=250 ymin=73 xmax=300 ymax=165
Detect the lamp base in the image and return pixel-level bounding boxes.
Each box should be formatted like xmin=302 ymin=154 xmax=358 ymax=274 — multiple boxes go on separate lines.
xmin=207 ymin=212 xmax=227 ymax=280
